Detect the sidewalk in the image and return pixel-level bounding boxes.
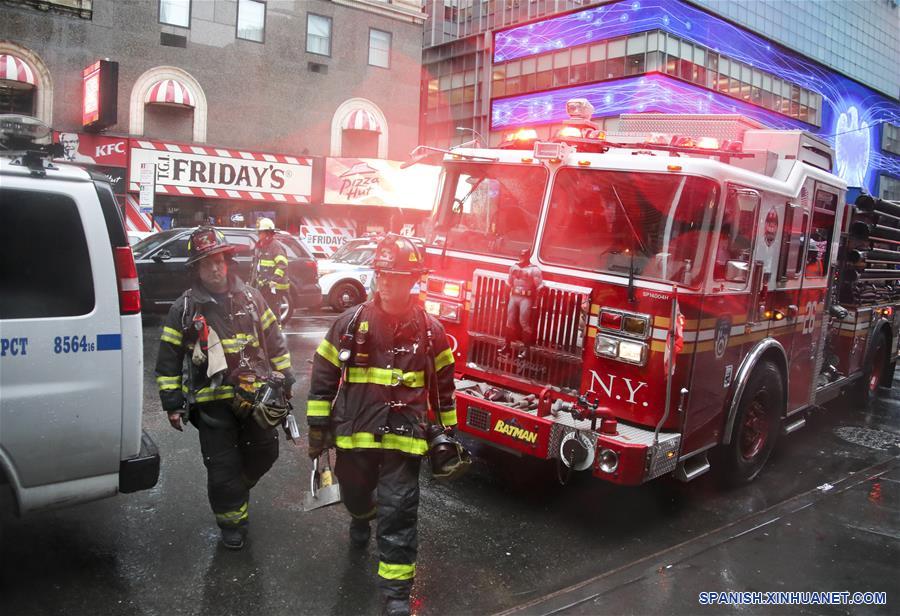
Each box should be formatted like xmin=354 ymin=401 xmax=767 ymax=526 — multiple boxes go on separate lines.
xmin=499 ymin=456 xmax=899 ymax=616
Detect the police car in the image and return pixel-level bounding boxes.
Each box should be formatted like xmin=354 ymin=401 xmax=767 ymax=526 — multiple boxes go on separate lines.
xmin=317 ymin=240 xmax=379 ymax=311
xmin=0 ymin=115 xmax=159 ymax=516
xmin=317 ymin=236 xmax=425 ymax=311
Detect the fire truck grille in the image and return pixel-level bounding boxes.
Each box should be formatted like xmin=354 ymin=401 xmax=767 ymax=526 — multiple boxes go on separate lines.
xmin=467 ymin=270 xmax=588 ymax=392
xmin=466 ymin=406 xmax=492 ymax=433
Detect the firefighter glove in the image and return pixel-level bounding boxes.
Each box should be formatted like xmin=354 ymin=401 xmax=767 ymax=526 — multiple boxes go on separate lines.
xmin=308 ymin=426 xmax=334 ymax=459
xmin=231 ymin=389 xmax=256 ymax=421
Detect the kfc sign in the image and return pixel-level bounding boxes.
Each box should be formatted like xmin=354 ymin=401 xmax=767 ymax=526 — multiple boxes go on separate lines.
xmin=53 ymin=132 xmax=128 ymax=167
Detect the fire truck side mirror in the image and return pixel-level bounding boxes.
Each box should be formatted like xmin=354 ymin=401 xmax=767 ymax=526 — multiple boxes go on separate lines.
xmin=725 ymin=260 xmax=750 ymax=283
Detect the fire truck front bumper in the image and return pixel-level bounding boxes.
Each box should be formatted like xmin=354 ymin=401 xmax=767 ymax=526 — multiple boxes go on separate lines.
xmin=455 ymin=390 xmax=681 ymax=486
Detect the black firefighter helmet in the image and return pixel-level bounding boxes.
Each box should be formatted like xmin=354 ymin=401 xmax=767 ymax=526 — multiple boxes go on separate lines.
xmin=372 ymin=234 xmax=427 ymax=276
xmin=186 ymin=226 xmax=238 ymax=266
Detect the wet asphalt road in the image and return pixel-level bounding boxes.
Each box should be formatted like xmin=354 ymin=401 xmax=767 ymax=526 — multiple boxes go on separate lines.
xmin=1 ymin=308 xmax=898 ymax=616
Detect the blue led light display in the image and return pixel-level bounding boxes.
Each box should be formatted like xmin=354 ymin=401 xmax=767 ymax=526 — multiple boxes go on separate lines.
xmin=491 ymin=0 xmax=899 ymax=192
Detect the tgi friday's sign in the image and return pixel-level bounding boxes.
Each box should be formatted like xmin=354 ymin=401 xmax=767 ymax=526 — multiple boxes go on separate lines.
xmin=128 ymin=139 xmax=312 ymax=203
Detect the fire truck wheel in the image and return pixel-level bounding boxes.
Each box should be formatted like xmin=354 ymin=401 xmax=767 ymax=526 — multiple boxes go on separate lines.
xmin=859 ymin=333 xmax=889 ymax=405
xmin=328 ymin=281 xmax=365 ymax=312
xmin=719 ymin=360 xmax=783 ymax=486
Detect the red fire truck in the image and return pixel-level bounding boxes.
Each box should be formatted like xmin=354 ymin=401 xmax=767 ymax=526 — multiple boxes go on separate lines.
xmin=413 ymin=101 xmax=900 ymax=486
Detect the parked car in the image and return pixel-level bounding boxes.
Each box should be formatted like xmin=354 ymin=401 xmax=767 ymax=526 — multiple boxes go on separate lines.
xmin=127 ymin=230 xmax=154 ymax=246
xmin=317 ymin=236 xmax=425 ymax=311
xmin=133 ymin=227 xmax=321 ymax=322
xmin=1 ymin=115 xmax=159 ymax=516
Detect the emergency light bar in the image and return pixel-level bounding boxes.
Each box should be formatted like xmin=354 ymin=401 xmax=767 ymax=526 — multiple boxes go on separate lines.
xmin=0 ymin=114 xmax=51 ymax=144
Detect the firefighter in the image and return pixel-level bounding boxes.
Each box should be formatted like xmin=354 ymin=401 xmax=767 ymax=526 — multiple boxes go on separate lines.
xmin=805 ymin=238 xmax=825 ymax=277
xmin=251 ymin=217 xmax=291 ymax=322
xmin=499 ymin=248 xmax=543 ymax=358
xmin=306 ymin=234 xmax=457 ymax=616
xmin=156 ymin=226 xmax=294 ymax=550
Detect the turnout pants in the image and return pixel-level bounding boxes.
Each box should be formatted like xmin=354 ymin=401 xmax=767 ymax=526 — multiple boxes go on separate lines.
xmin=193 ymin=403 xmax=279 ymax=528
xmin=335 ymin=449 xmax=422 ymax=600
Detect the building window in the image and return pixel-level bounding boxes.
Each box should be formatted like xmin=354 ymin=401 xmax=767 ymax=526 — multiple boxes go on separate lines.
xmin=881 ymin=175 xmax=900 ymax=201
xmin=0 ymin=70 xmax=35 ymax=115
xmin=369 ymin=29 xmax=391 ymax=68
xmin=884 ymin=123 xmax=900 ymax=157
xmin=341 ymin=130 xmax=379 ymax=158
xmin=307 ymin=14 xmax=332 ymax=56
xmin=159 ymin=0 xmax=190 ymax=28
xmin=237 ymin=0 xmax=266 ymax=43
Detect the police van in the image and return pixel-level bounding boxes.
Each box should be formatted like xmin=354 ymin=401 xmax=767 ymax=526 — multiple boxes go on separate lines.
xmin=0 ymin=115 xmax=159 ymax=516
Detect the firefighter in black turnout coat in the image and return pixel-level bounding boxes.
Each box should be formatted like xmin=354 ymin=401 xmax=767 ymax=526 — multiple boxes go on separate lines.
xmin=306 ymin=235 xmax=457 ymax=616
xmin=156 ymin=227 xmax=294 ymax=550
xmin=251 ymin=217 xmax=291 ymax=322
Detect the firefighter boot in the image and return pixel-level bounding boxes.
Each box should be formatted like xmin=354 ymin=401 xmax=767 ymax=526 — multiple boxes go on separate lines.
xmin=382 ymin=597 xmax=411 ymax=616
xmin=221 ymin=526 xmax=245 ymax=550
xmin=349 ymin=517 xmax=371 ymax=547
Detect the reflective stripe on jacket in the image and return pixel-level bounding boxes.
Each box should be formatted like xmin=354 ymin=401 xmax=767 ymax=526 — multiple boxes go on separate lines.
xmin=155 ymin=274 xmax=293 ymax=412
xmin=306 ymin=299 xmax=457 ymax=457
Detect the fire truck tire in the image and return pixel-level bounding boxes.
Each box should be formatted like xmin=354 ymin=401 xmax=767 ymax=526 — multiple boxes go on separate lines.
xmin=858 ymin=332 xmax=890 ymax=405
xmin=328 ymin=281 xmax=365 ymax=312
xmin=718 ymin=360 xmax=783 ymax=486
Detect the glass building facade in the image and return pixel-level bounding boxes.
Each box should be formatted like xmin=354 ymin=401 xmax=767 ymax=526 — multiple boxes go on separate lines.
xmin=421 ymin=0 xmax=900 ymax=196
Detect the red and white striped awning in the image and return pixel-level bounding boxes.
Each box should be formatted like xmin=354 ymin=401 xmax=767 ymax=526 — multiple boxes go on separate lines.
xmin=342 ymin=108 xmax=381 ymax=133
xmin=0 ymin=54 xmax=36 ymax=86
xmin=145 ymin=79 xmax=195 ymax=108
xmin=124 ymin=194 xmax=161 ymax=233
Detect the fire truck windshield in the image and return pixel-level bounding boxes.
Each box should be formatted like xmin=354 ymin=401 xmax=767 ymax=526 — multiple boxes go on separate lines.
xmin=540 ymin=169 xmax=720 ymax=288
xmin=428 ymin=162 xmax=548 ymax=258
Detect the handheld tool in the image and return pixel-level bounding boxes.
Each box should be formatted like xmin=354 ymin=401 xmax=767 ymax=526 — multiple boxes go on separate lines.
xmin=302 ymin=453 xmax=342 ymax=511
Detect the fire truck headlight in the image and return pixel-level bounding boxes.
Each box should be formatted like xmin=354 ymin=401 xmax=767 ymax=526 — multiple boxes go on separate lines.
xmin=598 ymin=448 xmax=619 ymax=474
xmin=618 ymin=340 xmax=647 ymax=364
xmin=595 ymin=335 xmax=619 ymax=358
xmin=623 ymin=315 xmax=649 ymax=337
xmin=442 ymin=281 xmax=462 ymax=298
xmin=425 ymin=299 xmax=462 ymax=323
xmin=425 ymin=300 xmax=441 ymax=317
xmin=440 ymin=302 xmax=461 ymax=322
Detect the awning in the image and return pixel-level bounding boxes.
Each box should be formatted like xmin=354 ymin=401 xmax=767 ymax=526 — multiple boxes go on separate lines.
xmin=342 ymin=108 xmax=381 ymax=133
xmin=124 ymin=194 xmax=161 ymax=233
xmin=145 ymin=79 xmax=195 ymax=107
xmin=0 ymin=53 xmax=36 ymax=86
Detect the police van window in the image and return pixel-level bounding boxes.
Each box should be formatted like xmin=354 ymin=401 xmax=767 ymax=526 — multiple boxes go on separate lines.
xmin=0 ymin=189 xmax=95 ymax=319
xmin=713 ymin=189 xmax=759 ymax=284
xmin=429 ymin=162 xmax=547 ymax=258
xmin=540 ymin=168 xmax=719 ymax=287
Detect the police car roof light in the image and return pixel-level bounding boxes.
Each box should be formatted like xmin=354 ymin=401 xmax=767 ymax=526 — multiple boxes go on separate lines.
xmin=0 ymin=115 xmax=64 ymax=174
xmin=0 ymin=114 xmax=51 ymax=144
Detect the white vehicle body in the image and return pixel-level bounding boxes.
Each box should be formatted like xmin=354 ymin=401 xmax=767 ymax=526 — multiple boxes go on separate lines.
xmin=0 ymin=153 xmax=159 ymax=516
xmin=317 ymin=255 xmax=376 ymax=312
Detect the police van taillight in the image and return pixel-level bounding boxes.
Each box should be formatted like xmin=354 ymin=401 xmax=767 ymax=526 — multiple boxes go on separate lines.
xmin=114 ymin=246 xmax=141 ymax=314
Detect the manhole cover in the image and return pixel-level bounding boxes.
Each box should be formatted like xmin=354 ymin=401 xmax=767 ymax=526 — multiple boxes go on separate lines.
xmin=833 ymin=427 xmax=900 ymax=451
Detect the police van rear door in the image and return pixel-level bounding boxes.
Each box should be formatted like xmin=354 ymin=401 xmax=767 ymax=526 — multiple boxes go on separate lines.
xmin=0 ymin=165 xmax=125 ymax=511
